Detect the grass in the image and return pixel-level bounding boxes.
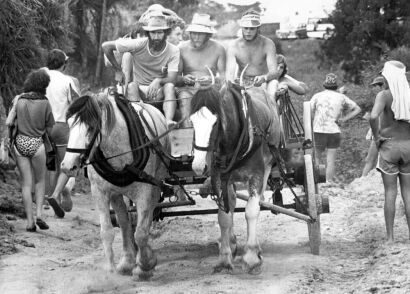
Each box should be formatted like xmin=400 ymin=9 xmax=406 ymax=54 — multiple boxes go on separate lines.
xmin=281 ymin=39 xmax=372 ymax=183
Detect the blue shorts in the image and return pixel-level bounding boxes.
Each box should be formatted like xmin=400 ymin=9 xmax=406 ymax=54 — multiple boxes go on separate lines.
xmin=314 ymin=132 xmax=341 ymax=150
xmin=377 ymin=139 xmax=410 ymax=175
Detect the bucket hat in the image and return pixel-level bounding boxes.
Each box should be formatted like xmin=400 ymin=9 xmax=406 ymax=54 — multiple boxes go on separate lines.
xmin=143 ymin=12 xmax=169 ymax=31
xmin=323 ymin=73 xmax=338 ymax=89
xmin=186 ymin=13 xmax=216 ymax=34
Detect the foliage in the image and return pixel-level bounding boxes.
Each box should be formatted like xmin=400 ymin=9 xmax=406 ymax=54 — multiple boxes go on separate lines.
xmin=0 ymin=0 xmax=71 ymax=109
xmin=320 ymin=0 xmax=410 ymax=83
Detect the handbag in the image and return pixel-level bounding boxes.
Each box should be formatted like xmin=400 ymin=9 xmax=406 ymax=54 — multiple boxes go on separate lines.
xmin=0 ymin=138 xmax=9 ymax=164
xmin=43 ymin=133 xmax=57 ymax=171
xmin=0 ymin=137 xmax=16 ymax=170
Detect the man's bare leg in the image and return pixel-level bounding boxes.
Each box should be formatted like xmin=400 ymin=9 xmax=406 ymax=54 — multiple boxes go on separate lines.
xmin=163 ymin=83 xmax=177 ymax=127
xmin=326 ymin=148 xmax=337 ymax=181
xmin=399 ymin=173 xmax=410 ymax=240
xmin=177 ymin=89 xmax=194 ymax=128
xmin=382 ymin=172 xmax=398 ymax=243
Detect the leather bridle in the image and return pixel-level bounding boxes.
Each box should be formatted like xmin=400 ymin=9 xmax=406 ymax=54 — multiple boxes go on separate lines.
xmin=65 ymin=129 xmax=100 ymax=168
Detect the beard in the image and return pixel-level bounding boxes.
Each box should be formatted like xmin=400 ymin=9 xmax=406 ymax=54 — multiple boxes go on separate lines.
xmin=148 ymin=34 xmax=167 ymax=51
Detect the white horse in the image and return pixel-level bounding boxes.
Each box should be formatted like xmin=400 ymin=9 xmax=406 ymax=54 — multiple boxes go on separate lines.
xmin=61 ymin=92 xmax=169 ymax=280
xmin=189 ymin=83 xmax=281 ymax=274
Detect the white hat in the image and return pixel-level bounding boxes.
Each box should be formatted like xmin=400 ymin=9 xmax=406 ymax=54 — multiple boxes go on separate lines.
xmin=239 ymin=12 xmax=261 ymax=28
xmin=142 ymin=12 xmax=169 ymax=31
xmin=186 ymin=13 xmax=216 ymax=34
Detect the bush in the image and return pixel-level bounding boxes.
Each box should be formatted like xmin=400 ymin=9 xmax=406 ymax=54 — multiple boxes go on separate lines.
xmin=319 ymin=0 xmax=410 ymax=83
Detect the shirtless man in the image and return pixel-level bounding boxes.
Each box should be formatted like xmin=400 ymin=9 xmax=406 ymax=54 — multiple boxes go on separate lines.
xmin=176 ymin=13 xmax=226 ymax=127
xmin=102 ymin=12 xmax=180 ymax=126
xmin=226 ymin=10 xmax=278 ymax=99
xmin=370 ymin=60 xmax=410 ymax=243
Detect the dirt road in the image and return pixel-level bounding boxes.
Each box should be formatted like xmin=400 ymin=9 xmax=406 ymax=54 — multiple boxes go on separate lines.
xmin=1 ymin=170 xmax=410 ymax=293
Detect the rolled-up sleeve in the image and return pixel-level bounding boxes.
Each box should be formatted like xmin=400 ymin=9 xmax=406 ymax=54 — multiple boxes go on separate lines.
xmin=116 ymin=38 xmax=145 ymax=54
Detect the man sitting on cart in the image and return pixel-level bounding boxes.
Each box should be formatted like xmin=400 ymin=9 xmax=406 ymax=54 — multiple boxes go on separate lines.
xmin=225 ymin=10 xmax=279 ymax=102
xmin=175 ymin=13 xmax=226 ymax=127
xmin=102 ymin=12 xmax=180 ymax=127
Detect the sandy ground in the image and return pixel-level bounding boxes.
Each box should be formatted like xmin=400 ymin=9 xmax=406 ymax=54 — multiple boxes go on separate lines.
xmin=1 ymin=170 xmax=410 ymax=294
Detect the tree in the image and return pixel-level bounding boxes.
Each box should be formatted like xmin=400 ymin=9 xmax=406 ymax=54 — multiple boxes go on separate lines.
xmin=320 ymin=0 xmax=410 ymax=83
xmin=0 ymin=0 xmax=71 ymax=109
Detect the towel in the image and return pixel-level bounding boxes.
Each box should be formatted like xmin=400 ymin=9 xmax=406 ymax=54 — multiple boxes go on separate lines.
xmin=382 ymin=61 xmax=410 ymax=122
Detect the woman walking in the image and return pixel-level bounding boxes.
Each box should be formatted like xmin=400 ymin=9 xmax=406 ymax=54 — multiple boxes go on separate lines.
xmin=6 ymin=69 xmax=55 ymax=231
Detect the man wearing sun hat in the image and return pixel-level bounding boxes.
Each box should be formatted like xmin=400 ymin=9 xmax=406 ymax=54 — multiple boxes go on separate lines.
xmin=361 ymin=76 xmax=385 ymax=177
xmin=369 ymin=60 xmax=410 ymax=243
xmin=175 ymin=13 xmax=226 ymax=127
xmin=102 ymin=11 xmax=180 ymax=126
xmin=226 ymin=10 xmax=279 ymax=100
xmin=310 ymin=73 xmax=361 ymax=182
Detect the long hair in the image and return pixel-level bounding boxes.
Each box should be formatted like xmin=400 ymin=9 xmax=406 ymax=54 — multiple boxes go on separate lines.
xmin=191 ymin=87 xmax=222 ymax=118
xmin=66 ymin=93 xmax=115 ymax=136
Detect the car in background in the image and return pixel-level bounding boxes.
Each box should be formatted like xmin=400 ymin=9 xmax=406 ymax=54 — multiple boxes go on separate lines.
xmin=276 ymin=23 xmax=307 ymax=40
xmin=306 ymin=17 xmax=334 ymax=39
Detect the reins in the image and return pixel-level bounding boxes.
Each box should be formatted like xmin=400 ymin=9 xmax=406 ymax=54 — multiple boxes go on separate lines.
xmin=80 ymin=115 xmax=190 ymax=167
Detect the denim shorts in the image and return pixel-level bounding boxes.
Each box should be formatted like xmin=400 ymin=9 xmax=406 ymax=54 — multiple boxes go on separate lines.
xmin=314 ymin=132 xmax=341 ymax=150
xmin=377 ymin=139 xmax=410 ymax=175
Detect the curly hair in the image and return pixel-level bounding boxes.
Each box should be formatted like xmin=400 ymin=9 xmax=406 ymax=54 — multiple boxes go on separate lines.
xmin=23 ymin=68 xmax=50 ymax=95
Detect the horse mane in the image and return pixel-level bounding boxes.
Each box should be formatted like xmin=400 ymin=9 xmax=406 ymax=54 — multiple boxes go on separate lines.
xmin=191 ymin=87 xmax=222 ymax=118
xmin=66 ymin=93 xmax=115 ymax=136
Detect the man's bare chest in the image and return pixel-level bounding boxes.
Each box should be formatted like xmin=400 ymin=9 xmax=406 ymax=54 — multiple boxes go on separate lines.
xmin=182 ymin=49 xmax=219 ymax=69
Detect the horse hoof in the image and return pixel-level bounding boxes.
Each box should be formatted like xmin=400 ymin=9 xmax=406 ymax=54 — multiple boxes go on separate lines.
xmin=132 ymin=267 xmax=153 ymax=281
xmin=117 ymin=263 xmax=134 ymax=276
xmin=213 ymin=263 xmax=234 ymax=274
xmin=247 ymin=263 xmax=263 ymax=275
xmin=242 ymin=253 xmax=263 ymax=275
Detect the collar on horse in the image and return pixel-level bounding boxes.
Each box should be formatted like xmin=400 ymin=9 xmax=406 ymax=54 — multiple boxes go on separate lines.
xmin=89 ymin=94 xmax=154 ymax=187
xmin=212 ymin=83 xmax=263 ymax=213
xmin=215 ymin=83 xmax=262 ymax=174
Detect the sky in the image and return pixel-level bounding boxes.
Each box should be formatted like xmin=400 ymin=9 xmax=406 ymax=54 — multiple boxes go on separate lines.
xmin=214 ymin=0 xmax=337 ymax=24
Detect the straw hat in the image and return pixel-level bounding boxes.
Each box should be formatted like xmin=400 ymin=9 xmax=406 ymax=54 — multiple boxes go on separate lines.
xmin=239 ymin=12 xmax=261 ymax=28
xmin=143 ymin=12 xmax=169 ymax=31
xmin=186 ymin=13 xmax=216 ymax=34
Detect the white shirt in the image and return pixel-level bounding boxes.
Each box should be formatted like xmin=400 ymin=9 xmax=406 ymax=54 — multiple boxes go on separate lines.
xmin=45 ymin=69 xmax=79 ymax=122
xmin=310 ymin=89 xmax=357 ymax=133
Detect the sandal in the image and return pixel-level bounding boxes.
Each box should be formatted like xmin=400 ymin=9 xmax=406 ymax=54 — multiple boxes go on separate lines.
xmin=26 ymin=224 xmax=37 ymax=232
xmin=46 ymin=197 xmax=65 ymax=218
xmin=36 ymin=218 xmax=49 ymax=230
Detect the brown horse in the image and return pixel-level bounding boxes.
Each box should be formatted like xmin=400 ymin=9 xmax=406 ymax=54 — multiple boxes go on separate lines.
xmin=61 ymin=92 xmax=169 ymax=280
xmin=189 ymin=82 xmax=281 ymax=274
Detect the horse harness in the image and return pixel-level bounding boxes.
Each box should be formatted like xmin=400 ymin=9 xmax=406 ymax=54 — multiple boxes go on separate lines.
xmin=200 ymin=84 xmax=268 ymax=213
xmin=66 ymin=93 xmax=172 ymax=192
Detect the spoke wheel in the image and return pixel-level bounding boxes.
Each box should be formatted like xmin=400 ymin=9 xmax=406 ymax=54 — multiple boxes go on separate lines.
xmin=303 ymin=101 xmax=321 ymax=255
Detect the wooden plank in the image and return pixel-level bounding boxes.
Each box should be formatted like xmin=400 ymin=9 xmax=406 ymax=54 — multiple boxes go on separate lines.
xmin=169 ymin=128 xmax=194 ymax=157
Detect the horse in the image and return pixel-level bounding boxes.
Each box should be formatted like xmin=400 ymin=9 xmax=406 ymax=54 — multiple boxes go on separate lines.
xmin=60 ymin=91 xmax=169 ymax=280
xmin=189 ymin=82 xmax=281 ymax=274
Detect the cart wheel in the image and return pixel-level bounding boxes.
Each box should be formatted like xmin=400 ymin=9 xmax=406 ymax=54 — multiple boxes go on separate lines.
xmin=303 ymin=101 xmax=321 ymax=255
